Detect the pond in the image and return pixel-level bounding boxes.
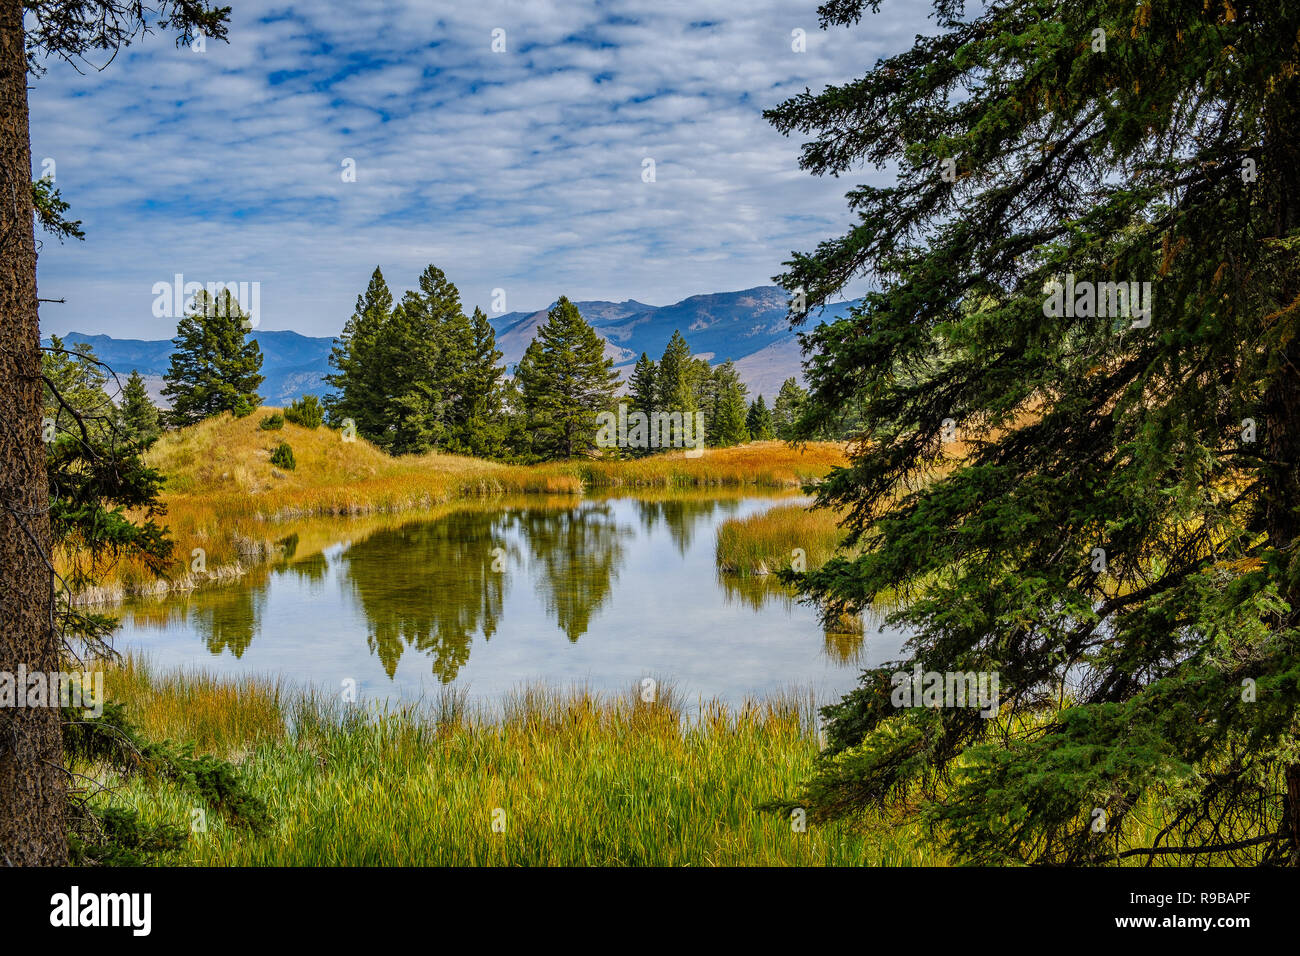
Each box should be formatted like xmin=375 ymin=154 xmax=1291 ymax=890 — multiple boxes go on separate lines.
xmin=114 ymin=493 xmax=908 ymax=710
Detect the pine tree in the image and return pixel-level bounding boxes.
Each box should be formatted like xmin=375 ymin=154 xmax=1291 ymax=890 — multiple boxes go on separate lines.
xmin=772 ymin=377 xmax=807 ymax=441
xmin=161 ymin=290 xmax=264 ymax=427
xmin=767 ymin=0 xmax=1300 ymax=865
xmin=710 ymin=360 xmax=749 ymax=447
xmin=325 ymin=267 xmax=394 ymax=447
xmin=745 ymin=395 xmax=774 ymax=441
xmin=655 ymin=330 xmax=699 ymax=447
xmin=433 ymin=295 xmax=477 ymax=450
xmin=42 ymin=336 xmax=113 ymax=437
xmin=117 ymin=370 xmax=161 ymax=447
xmin=516 ymin=297 xmax=619 ymax=459
xmin=509 ymin=343 xmax=544 ymax=461
xmin=628 ymin=352 xmax=657 ymax=413
xmin=456 ymin=307 xmax=506 ymax=458
xmin=383 ymin=264 xmax=468 ymax=455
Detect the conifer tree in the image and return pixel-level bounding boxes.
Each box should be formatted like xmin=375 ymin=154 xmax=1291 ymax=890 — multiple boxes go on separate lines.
xmin=161 ymin=290 xmax=264 ymax=427
xmin=516 ymin=297 xmax=619 ymax=459
xmin=117 ymin=370 xmax=162 ymax=448
xmin=771 ymin=377 xmax=806 ymax=441
xmin=768 ymin=0 xmax=1300 ymax=865
xmin=655 ymin=330 xmax=699 ymax=447
xmin=710 ymin=360 xmax=750 ymax=447
xmin=628 ymin=352 xmax=657 ymax=413
xmin=745 ymin=394 xmax=774 ymax=441
xmin=326 ymin=266 xmax=394 ymax=446
xmin=2 ymin=0 xmax=231 ymax=865
xmin=455 ymin=307 xmax=506 ymax=458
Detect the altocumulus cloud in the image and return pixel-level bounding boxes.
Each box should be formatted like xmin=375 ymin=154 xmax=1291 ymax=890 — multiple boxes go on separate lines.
xmin=30 ymin=0 xmax=930 ymax=338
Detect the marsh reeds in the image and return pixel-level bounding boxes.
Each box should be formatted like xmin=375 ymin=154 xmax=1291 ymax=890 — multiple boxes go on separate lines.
xmin=715 ymin=502 xmax=848 ymax=576
xmin=83 ymin=659 xmax=937 ymax=866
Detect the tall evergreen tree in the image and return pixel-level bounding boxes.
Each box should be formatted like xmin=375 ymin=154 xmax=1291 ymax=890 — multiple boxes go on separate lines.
xmin=745 ymin=395 xmax=774 ymax=441
xmin=510 ymin=341 xmax=545 ymax=461
xmin=326 ymin=266 xmax=394 ymax=447
xmin=768 ymin=0 xmax=1300 ymax=865
xmin=710 ymin=360 xmax=750 ymax=447
xmin=655 ymin=330 xmax=699 ymax=447
xmin=516 ymin=297 xmax=619 ymax=459
xmin=455 ymin=307 xmax=506 ymax=458
xmin=117 ymin=370 xmax=162 ymax=448
xmin=772 ymin=377 xmax=807 ymax=441
xmin=628 ymin=352 xmax=657 ymax=413
xmin=162 ymin=289 xmax=264 ymax=427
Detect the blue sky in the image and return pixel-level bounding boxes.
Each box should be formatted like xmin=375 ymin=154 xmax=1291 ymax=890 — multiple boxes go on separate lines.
xmin=30 ymin=0 xmax=930 ymax=339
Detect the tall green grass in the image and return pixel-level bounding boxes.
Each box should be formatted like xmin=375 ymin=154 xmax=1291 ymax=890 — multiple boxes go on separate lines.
xmin=85 ymin=662 xmax=941 ymax=866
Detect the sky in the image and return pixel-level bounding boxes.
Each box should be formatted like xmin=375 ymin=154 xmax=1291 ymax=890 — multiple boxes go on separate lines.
xmin=30 ymin=0 xmax=932 ymax=339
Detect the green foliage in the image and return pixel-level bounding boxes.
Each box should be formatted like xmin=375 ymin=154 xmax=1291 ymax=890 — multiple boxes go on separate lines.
xmin=768 ymin=0 xmax=1300 ymax=865
xmin=515 ymin=297 xmax=620 ymax=460
xmin=161 ymin=289 xmax=264 ymax=427
xmin=31 ymin=177 xmax=84 ymax=242
xmin=116 ymin=370 xmax=162 ymax=447
xmin=270 ymin=441 xmax=296 ymax=471
xmin=745 ymin=395 xmax=774 ymax=440
xmin=64 ymin=699 xmax=272 ymax=865
xmin=284 ymin=394 xmax=324 ymax=428
xmin=67 ymin=806 xmax=188 ymax=867
xmin=772 ymin=378 xmax=807 ymax=441
xmin=653 ymin=330 xmax=700 ymax=448
xmin=326 ymin=266 xmax=507 ymax=456
xmin=628 ymin=353 xmax=657 ymax=413
xmin=259 ymin=412 xmax=284 ymax=430
xmin=325 ymin=266 xmax=394 ymax=445
xmin=450 ymin=308 xmax=506 ymax=458
xmin=710 ymin=360 xmax=750 ymax=447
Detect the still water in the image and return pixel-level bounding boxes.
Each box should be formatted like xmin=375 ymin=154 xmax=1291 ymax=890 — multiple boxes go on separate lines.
xmin=115 ymin=494 xmax=907 ymax=708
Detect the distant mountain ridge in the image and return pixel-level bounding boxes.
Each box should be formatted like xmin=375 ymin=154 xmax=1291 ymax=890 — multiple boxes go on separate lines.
xmin=46 ymin=286 xmax=858 ymax=406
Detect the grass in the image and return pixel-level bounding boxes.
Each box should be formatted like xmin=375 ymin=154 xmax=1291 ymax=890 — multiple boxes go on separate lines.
xmin=78 ymin=412 xmax=844 ymax=601
xmin=715 ymin=502 xmax=849 ymax=576
xmin=84 ymin=659 xmax=941 ymax=866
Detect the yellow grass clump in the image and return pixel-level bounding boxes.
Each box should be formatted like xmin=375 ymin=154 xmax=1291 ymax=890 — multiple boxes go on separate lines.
xmin=715 ymin=502 xmax=849 ymax=576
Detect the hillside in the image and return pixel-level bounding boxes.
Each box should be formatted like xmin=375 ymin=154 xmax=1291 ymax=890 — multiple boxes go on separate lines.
xmin=48 ymin=286 xmax=858 ymax=406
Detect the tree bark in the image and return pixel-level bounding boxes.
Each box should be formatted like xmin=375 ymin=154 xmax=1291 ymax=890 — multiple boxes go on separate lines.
xmin=0 ymin=0 xmax=66 ymax=865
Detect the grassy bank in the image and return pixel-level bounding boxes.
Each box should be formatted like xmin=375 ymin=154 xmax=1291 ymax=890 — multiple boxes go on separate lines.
xmin=85 ymin=659 xmax=938 ymax=866
xmin=87 ymin=412 xmax=845 ymax=600
xmin=79 ymin=661 xmax=1267 ymax=867
xmin=715 ymin=502 xmax=849 ymax=576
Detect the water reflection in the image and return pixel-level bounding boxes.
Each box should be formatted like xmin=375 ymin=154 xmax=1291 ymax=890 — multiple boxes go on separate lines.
xmin=117 ymin=494 xmax=881 ymax=704
xmin=514 ymin=503 xmax=632 ymax=643
xmin=717 ymin=572 xmax=874 ymax=664
xmin=632 ymin=497 xmax=742 ymax=555
xmin=341 ymin=509 xmax=507 ymax=680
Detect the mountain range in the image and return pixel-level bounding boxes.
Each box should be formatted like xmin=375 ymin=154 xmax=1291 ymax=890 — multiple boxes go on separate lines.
xmin=46 ymin=286 xmax=857 ymax=407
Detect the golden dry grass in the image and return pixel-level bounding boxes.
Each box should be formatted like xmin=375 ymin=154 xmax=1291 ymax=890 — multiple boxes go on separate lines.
xmin=715 ymin=502 xmax=849 ymax=575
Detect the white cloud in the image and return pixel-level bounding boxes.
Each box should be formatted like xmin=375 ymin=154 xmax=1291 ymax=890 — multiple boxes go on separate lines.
xmin=31 ymin=0 xmax=932 ymax=338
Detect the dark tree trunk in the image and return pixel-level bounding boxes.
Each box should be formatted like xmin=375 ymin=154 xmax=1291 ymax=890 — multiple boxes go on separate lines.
xmin=0 ymin=0 xmax=66 ymax=865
